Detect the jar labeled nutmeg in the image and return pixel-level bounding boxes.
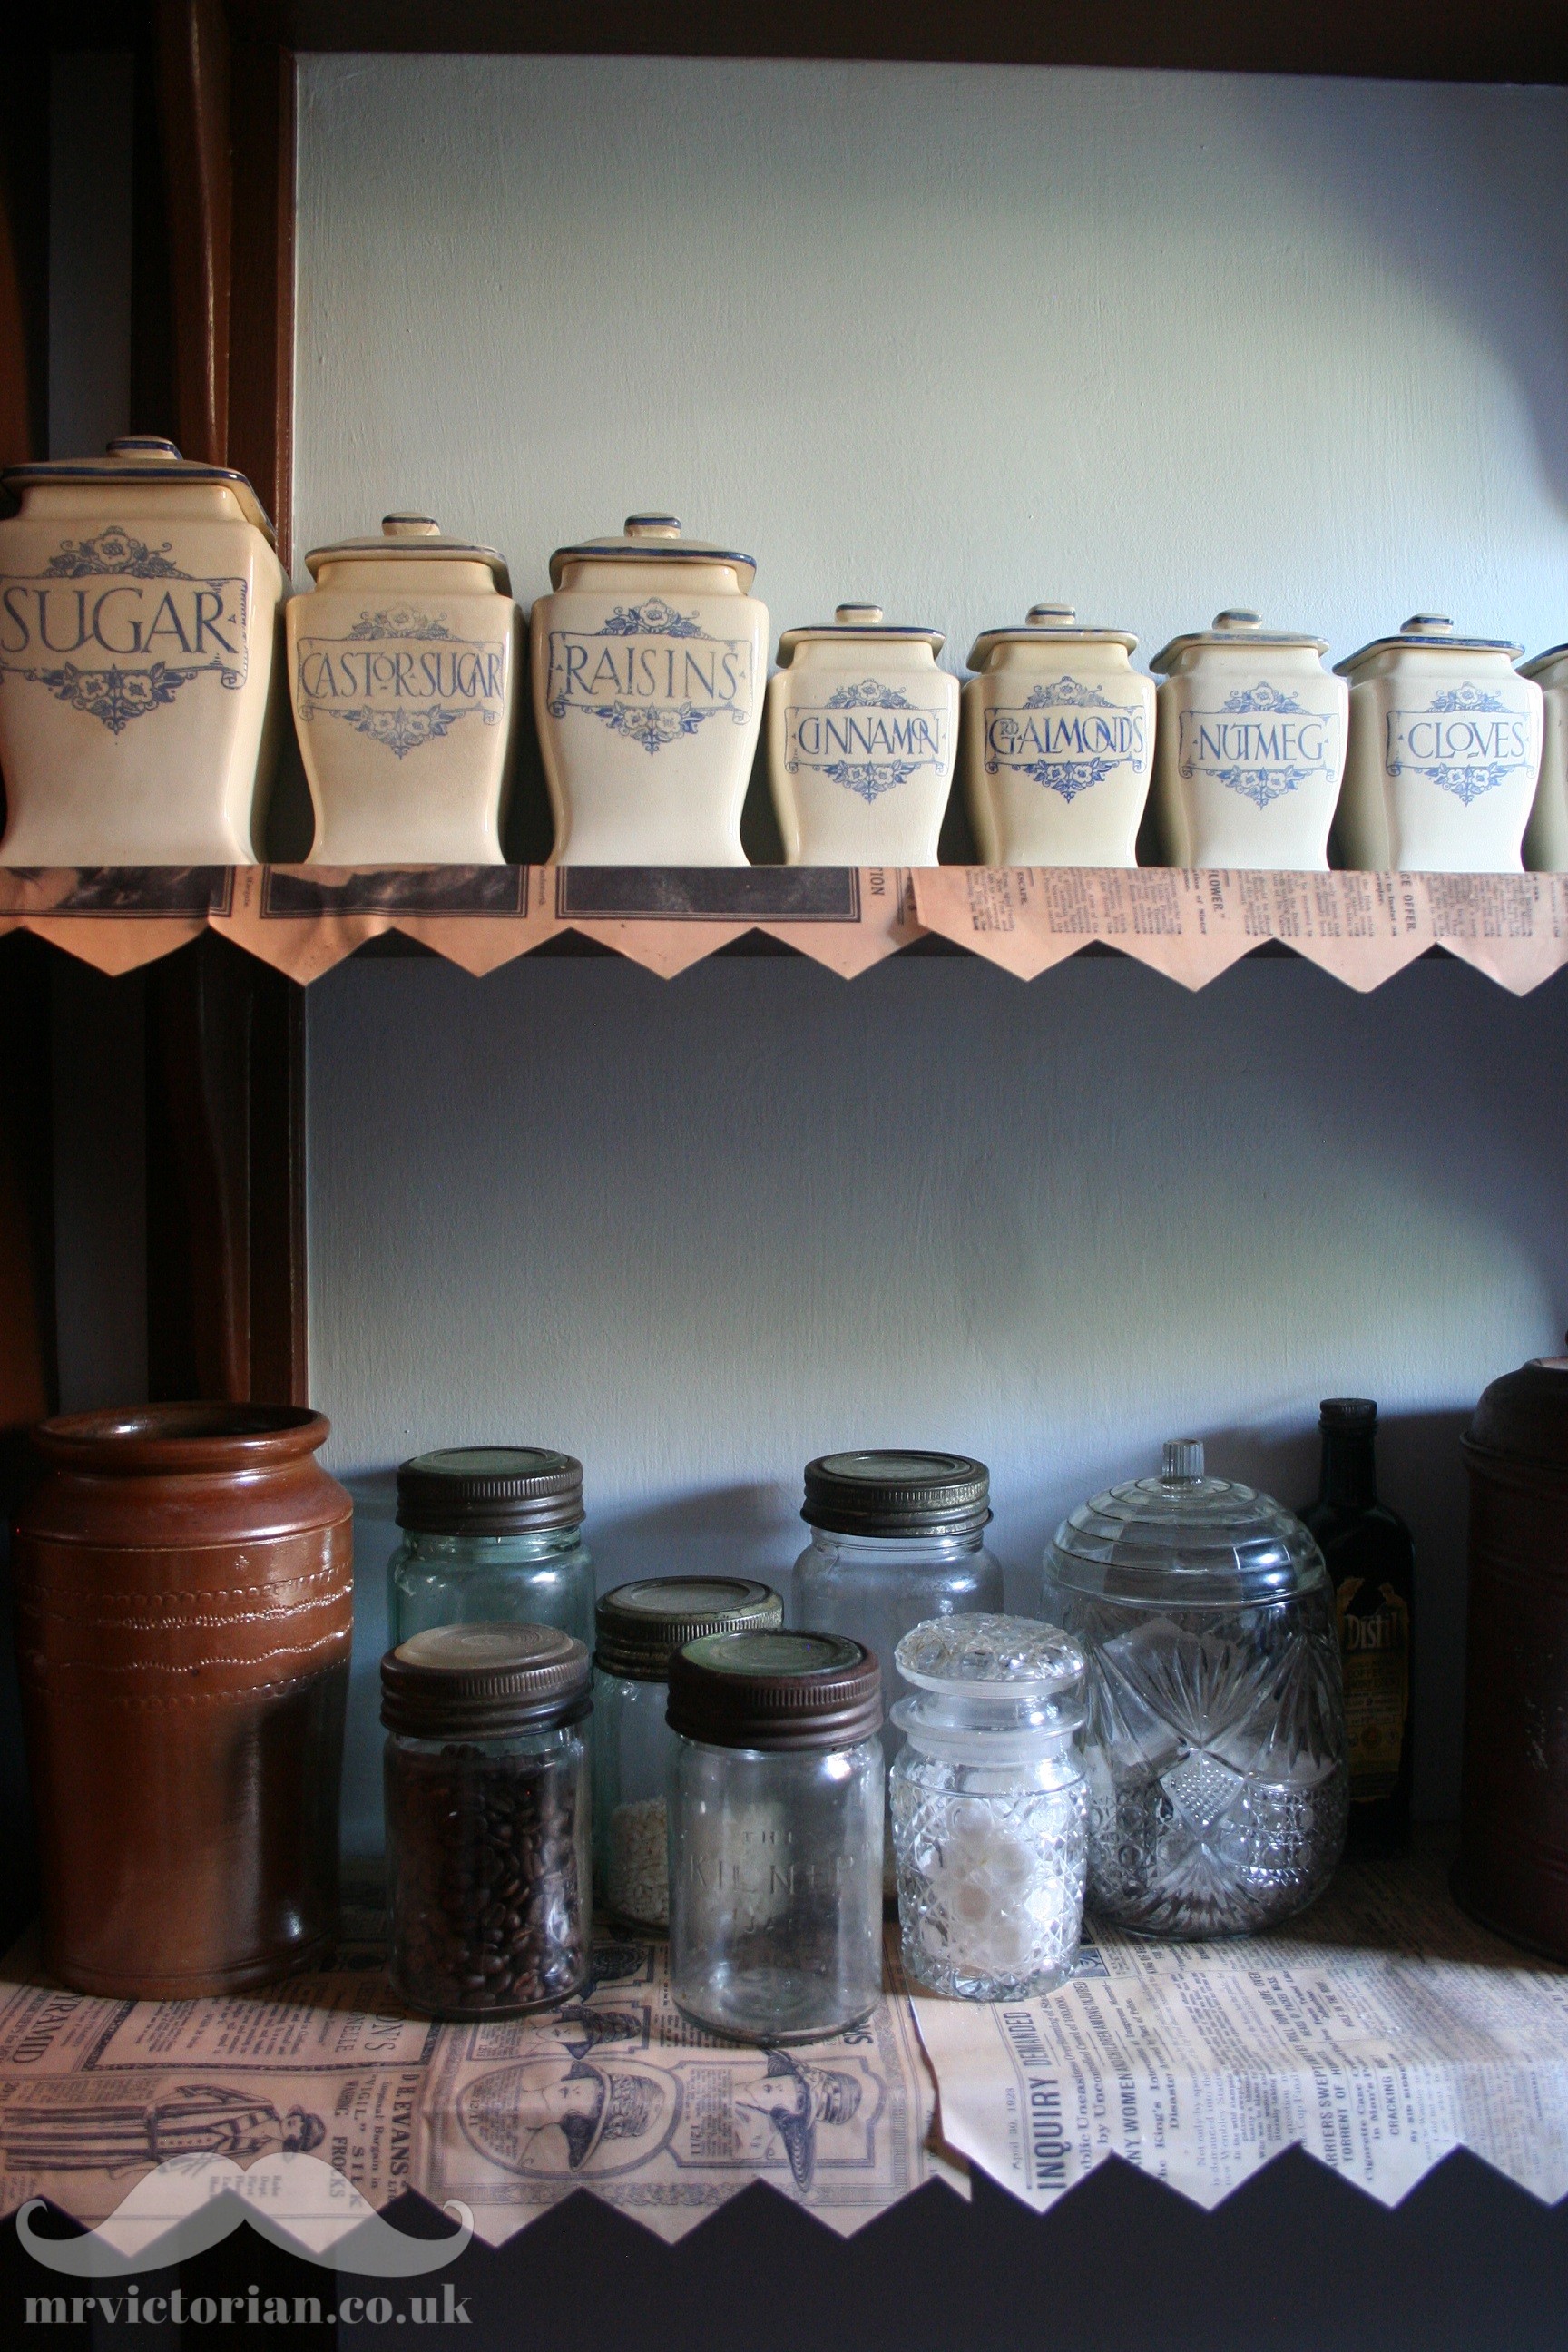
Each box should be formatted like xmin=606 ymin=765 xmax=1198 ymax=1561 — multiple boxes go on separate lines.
xmin=382 ymin=1622 xmax=592 ymax=2016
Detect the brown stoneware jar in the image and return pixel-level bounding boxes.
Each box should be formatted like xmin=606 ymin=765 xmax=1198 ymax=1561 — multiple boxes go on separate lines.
xmin=13 ymin=1405 xmax=353 ymax=1997
xmin=1455 ymin=1347 xmax=1568 ymax=1959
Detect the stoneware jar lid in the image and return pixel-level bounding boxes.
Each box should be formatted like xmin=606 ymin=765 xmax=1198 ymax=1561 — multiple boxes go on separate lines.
xmin=594 ymin=1577 xmax=783 ymax=1681
xmin=776 ymin=604 xmax=943 ymax=662
xmin=1335 ymin=613 xmax=1524 ymax=677
xmin=966 ymin=603 xmax=1138 ymax=670
xmin=802 ymin=1449 xmax=992 ymax=1539
xmin=396 ymin=1446 xmax=584 ymax=1536
xmin=1463 ymin=1342 xmax=1568 ymax=1478
xmin=1521 ymin=642 xmax=1568 ymax=680
xmin=666 ymin=1628 xmax=882 ymax=1751
xmin=381 ymin=1621 xmax=592 ymax=1737
xmin=2 ymin=435 xmax=275 ymax=544
xmin=1150 ymin=608 xmax=1328 ymax=672
xmin=1044 ymin=1438 xmax=1326 ymax=1609
xmin=547 ymin=513 xmax=756 ymax=593
xmin=303 ymin=513 xmax=510 ymax=591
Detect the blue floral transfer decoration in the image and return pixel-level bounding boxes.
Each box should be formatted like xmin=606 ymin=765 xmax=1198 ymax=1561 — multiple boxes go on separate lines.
xmin=41 ymin=527 xmax=189 ymax=580
xmin=821 ymin=759 xmax=920 ymax=803
xmin=1014 ymin=755 xmax=1120 ymax=803
xmin=1210 ymin=765 xmax=1301 ymax=809
xmin=596 ymin=600 xmax=702 ymax=639
xmin=588 ymin=700 xmax=720 ymax=755
xmin=18 ymin=658 xmax=220 ymax=735
xmin=347 ymin=610 xmax=456 ymax=642
xmin=1220 ymin=682 xmax=1308 ymax=716
xmin=825 ymin=680 xmax=912 ymax=710
xmin=1023 ymin=677 xmax=1113 ymax=710
xmin=1427 ymin=683 xmax=1506 ymax=714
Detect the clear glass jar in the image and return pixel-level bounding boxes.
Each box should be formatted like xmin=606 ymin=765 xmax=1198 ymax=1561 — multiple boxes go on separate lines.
xmin=1042 ymin=1439 xmax=1348 ymax=1939
xmin=387 ymin=1447 xmax=593 ymax=1651
xmin=890 ymin=1614 xmax=1089 ymax=2000
xmin=791 ymin=1451 xmax=1004 ymax=1895
xmin=382 ymin=1622 xmax=592 ymax=2016
xmin=592 ymin=1576 xmax=782 ymax=1932
xmin=667 ymin=1631 xmax=885 ymax=2043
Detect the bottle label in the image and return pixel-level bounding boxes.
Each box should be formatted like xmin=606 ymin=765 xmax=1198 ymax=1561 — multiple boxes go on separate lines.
xmin=1336 ymin=1577 xmax=1409 ymax=1802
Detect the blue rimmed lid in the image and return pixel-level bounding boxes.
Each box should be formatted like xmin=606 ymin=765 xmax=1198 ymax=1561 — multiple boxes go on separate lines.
xmin=1151 ymin=609 xmax=1328 ymax=672
xmin=967 ymin=603 xmax=1137 ymax=671
xmin=1521 ymin=642 xmax=1568 ymax=680
xmin=303 ymin=514 xmax=511 ymax=590
xmin=548 ymin=514 xmax=756 ymax=593
xmin=3 ymin=436 xmax=275 ymax=544
xmin=777 ymin=604 xmax=943 ymax=662
xmin=1336 ymin=613 xmax=1523 ymax=677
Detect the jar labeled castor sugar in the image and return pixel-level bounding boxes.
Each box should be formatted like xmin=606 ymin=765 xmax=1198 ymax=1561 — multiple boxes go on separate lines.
xmin=382 ymin=1622 xmax=592 ymax=2017
xmin=592 ymin=1577 xmax=782 ymax=1933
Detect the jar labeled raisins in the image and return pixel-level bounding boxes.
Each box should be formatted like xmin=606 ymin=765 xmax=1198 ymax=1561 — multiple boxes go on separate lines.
xmin=382 ymin=1622 xmax=592 ymax=2016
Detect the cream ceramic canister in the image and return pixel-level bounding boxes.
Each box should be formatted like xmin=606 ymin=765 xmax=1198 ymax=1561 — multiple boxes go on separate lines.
xmin=1334 ymin=617 xmax=1543 ymax=873
xmin=288 ymin=515 xmax=521 ymax=864
xmin=962 ymin=603 xmax=1154 ymax=867
xmin=1520 ymin=642 xmax=1568 ymax=872
xmin=1147 ymin=610 xmax=1347 ymax=871
xmin=0 ymin=436 xmax=287 ymax=866
xmin=767 ymin=604 xmax=957 ymax=865
xmin=532 ymin=514 xmax=767 ymax=865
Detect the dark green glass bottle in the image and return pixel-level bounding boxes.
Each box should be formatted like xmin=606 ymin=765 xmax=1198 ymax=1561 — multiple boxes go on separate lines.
xmin=1298 ymin=1398 xmax=1415 ymax=1855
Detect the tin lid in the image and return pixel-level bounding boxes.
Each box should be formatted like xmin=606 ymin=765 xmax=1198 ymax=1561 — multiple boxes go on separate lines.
xmin=1521 ymin=643 xmax=1568 ymax=681
xmin=547 ymin=513 xmax=756 ymax=593
xmin=380 ymin=1621 xmax=592 ymax=1736
xmin=966 ymin=603 xmax=1138 ymax=669
xmin=594 ymin=1577 xmax=783 ymax=1681
xmin=776 ymin=604 xmax=944 ymax=662
xmin=1464 ymin=1342 xmax=1568 ymax=1474
xmin=1043 ymin=1438 xmax=1327 ymax=1608
xmin=801 ymin=1449 xmax=991 ymax=1539
xmin=666 ymin=1628 xmax=882 ymax=1751
xmin=1150 ymin=608 xmax=1328 ymax=672
xmin=303 ymin=513 xmax=510 ymax=591
xmin=1 ymin=435 xmax=275 ymax=544
xmin=1335 ymin=613 xmax=1524 ymax=677
xmin=396 ymin=1446 xmax=584 ymax=1536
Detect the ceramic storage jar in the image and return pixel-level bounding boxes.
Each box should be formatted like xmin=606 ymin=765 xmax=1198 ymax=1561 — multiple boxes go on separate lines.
xmin=289 ymin=514 xmax=521 ymax=864
xmin=0 ymin=436 xmax=288 ymax=865
xmin=963 ymin=604 xmax=1154 ymax=867
xmin=532 ymin=514 xmax=768 ymax=865
xmin=1521 ymin=644 xmax=1568 ymax=871
xmin=767 ymin=604 xmax=956 ymax=864
xmin=1334 ymin=616 xmax=1543 ymax=873
xmin=1147 ymin=609 xmax=1348 ymax=870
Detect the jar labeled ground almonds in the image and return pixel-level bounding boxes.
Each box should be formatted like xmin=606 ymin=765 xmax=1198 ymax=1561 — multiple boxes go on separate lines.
xmin=382 ymin=1622 xmax=591 ymax=2016
xmin=593 ymin=1577 xmax=782 ymax=1932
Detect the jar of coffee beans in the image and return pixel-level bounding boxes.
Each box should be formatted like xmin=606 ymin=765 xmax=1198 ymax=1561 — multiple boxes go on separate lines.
xmin=382 ymin=1622 xmax=592 ymax=2016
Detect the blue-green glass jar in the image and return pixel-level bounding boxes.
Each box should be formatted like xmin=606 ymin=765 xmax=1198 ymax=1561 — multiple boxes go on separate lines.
xmin=387 ymin=1447 xmax=593 ymax=1651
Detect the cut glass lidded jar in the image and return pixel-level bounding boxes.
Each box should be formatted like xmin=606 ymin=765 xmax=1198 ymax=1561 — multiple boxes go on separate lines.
xmin=890 ymin=1614 xmax=1089 ymax=2001
xmin=767 ymin=604 xmax=957 ymax=865
xmin=592 ymin=1575 xmax=782 ymax=1932
xmin=1042 ymin=1440 xmax=1348 ymax=1938
xmin=387 ymin=1447 xmax=593 ymax=1652
xmin=962 ymin=604 xmax=1154 ymax=867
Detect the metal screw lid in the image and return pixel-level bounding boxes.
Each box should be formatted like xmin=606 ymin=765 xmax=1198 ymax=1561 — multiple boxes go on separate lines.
xmin=395 ymin=1446 xmax=583 ymax=1536
xmin=801 ymin=1449 xmax=992 ymax=1538
xmin=594 ymin=1577 xmax=783 ymax=1681
xmin=667 ymin=1629 xmax=883 ymax=1752
xmin=380 ymin=1621 xmax=592 ymax=1737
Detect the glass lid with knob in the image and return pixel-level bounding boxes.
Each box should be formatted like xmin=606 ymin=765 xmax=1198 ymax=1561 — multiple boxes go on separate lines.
xmin=891 ymin=1613 xmax=1085 ymax=1761
xmin=1044 ymin=1439 xmax=1327 ymax=1608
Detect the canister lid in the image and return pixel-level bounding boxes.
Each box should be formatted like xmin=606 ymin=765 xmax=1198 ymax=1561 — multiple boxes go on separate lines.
xmin=801 ymin=1450 xmax=991 ymax=1539
xmin=1335 ymin=613 xmax=1524 ymax=676
xmin=890 ymin=1613 xmax=1086 ymax=1756
xmin=547 ymin=513 xmax=756 ymax=593
xmin=396 ymin=1446 xmax=584 ymax=1535
xmin=1150 ymin=609 xmax=1328 ymax=672
xmin=594 ymin=1577 xmax=783 ymax=1681
xmin=302 ymin=513 xmax=511 ymax=591
xmin=776 ymin=604 xmax=944 ymax=661
xmin=1044 ymin=1438 xmax=1327 ymax=1608
xmin=1464 ymin=1343 xmax=1568 ymax=1473
xmin=966 ymin=603 xmax=1138 ymax=670
xmin=381 ymin=1621 xmax=591 ymax=1736
xmin=1 ymin=436 xmax=275 ymax=544
xmin=666 ymin=1628 xmax=882 ymax=1751
xmin=1521 ymin=642 xmax=1568 ymax=680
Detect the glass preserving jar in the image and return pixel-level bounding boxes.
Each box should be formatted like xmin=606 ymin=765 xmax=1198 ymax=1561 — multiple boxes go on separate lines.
xmin=890 ymin=1614 xmax=1088 ymax=2001
xmin=382 ymin=1622 xmax=592 ymax=2017
xmin=1042 ymin=1440 xmax=1348 ymax=1939
xmin=792 ymin=1451 xmax=1004 ymax=1896
xmin=387 ymin=1447 xmax=593 ymax=1651
xmin=667 ymin=1631 xmax=885 ymax=2043
xmin=593 ymin=1576 xmax=783 ymax=1933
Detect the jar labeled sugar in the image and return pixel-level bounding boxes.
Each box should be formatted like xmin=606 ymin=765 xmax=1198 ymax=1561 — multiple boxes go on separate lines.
xmin=592 ymin=1576 xmax=782 ymax=1932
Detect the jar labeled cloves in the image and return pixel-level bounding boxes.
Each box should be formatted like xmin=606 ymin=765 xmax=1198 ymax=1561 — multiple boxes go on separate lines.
xmin=667 ymin=1631 xmax=885 ymax=2043
xmin=382 ymin=1622 xmax=592 ymax=2017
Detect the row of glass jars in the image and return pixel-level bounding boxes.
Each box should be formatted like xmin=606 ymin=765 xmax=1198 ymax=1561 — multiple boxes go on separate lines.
xmin=1 ymin=440 xmax=1563 ymax=879
xmin=382 ymin=1439 xmax=1349 ymax=2037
